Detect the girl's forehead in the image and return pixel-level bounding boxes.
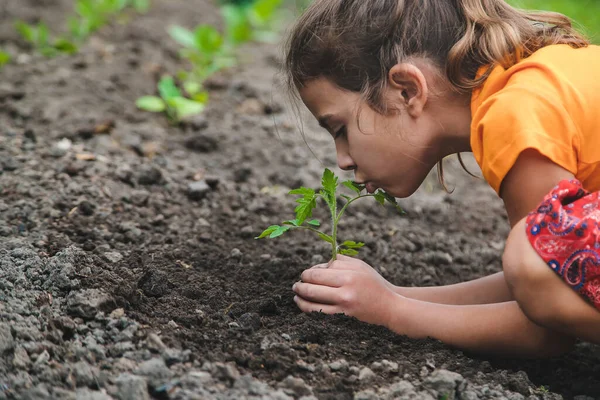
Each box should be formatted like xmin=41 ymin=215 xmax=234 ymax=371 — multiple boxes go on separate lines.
xmin=299 ymin=78 xmax=358 ymax=115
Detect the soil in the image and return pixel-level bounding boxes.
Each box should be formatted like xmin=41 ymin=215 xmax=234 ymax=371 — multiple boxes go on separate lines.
xmin=0 ymin=1 xmax=599 ymax=399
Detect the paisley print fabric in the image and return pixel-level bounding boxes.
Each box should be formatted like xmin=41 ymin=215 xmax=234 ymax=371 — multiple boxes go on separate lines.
xmin=525 ymin=179 xmax=600 ymax=310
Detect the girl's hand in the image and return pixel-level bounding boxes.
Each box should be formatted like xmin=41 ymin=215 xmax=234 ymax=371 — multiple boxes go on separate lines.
xmin=292 ymin=255 xmax=400 ymax=327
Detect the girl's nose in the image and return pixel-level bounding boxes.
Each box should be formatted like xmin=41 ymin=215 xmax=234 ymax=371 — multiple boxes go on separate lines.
xmin=336 ymin=147 xmax=356 ymax=171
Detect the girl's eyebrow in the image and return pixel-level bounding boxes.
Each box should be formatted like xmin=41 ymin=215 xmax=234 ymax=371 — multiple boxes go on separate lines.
xmin=318 ymin=114 xmax=333 ymax=130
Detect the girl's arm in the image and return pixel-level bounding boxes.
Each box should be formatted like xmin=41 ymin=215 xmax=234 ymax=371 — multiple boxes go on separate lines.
xmin=392 ymin=149 xmax=572 ymax=306
xmin=391 ymin=272 xmax=513 ymax=305
xmin=386 ymin=295 xmax=575 ymax=358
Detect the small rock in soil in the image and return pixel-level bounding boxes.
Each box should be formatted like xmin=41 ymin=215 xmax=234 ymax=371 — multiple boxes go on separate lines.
xmin=328 ymin=359 xmax=348 ymax=372
xmin=358 ymin=367 xmax=376 ymax=382
xmin=73 ymin=361 xmax=100 ymax=388
xmin=75 ymin=388 xmax=112 ymax=400
xmin=507 ymin=371 xmax=532 ymax=396
xmin=0 ymin=322 xmax=15 ymax=353
xmin=130 ymin=190 xmax=150 ymax=206
xmin=135 ymin=357 xmax=173 ymax=381
xmin=64 ymin=160 xmax=87 ymax=176
xmin=233 ymin=167 xmax=252 ymax=183
xmin=116 ymin=373 xmax=149 ymax=400
xmin=78 ymin=200 xmax=96 ymax=216
xmin=278 ymin=376 xmax=313 ymax=397
xmin=230 ymin=248 xmax=243 ymax=258
xmin=13 ymin=346 xmax=31 ymax=369
xmin=1 ymin=156 xmax=19 ymax=171
xmin=422 ymin=369 xmax=465 ymax=400
xmin=237 ymin=312 xmax=261 ymax=332
xmin=187 ymin=180 xmax=211 ymax=200
xmin=212 ymin=362 xmax=241 ymax=384
xmin=137 ymin=165 xmax=163 ymax=185
xmin=103 ymin=252 xmax=123 ymax=263
xmin=146 ymin=333 xmax=167 ymax=353
xmin=184 ymin=134 xmax=218 ymax=153
xmin=258 ymin=298 xmax=279 ymax=316
xmin=66 ymin=289 xmax=114 ymax=320
xmin=137 ymin=270 xmax=172 ymax=298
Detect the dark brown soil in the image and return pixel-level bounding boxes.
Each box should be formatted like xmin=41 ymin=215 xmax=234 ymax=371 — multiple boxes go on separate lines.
xmin=1 ymin=1 xmax=599 ymax=399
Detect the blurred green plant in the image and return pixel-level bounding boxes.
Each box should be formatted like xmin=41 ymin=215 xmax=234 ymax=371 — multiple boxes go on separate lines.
xmin=14 ymin=21 xmax=78 ymax=57
xmin=0 ymin=50 xmax=10 ymax=68
xmin=509 ymin=0 xmax=600 ymax=42
xmin=138 ymin=0 xmax=284 ymax=122
xmin=13 ymin=0 xmax=149 ymax=60
xmin=69 ymin=0 xmax=150 ymax=41
xmin=136 ymin=75 xmax=207 ymax=123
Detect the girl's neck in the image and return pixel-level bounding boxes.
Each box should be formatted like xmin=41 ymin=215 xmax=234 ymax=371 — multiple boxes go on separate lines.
xmin=433 ymin=92 xmax=473 ymax=157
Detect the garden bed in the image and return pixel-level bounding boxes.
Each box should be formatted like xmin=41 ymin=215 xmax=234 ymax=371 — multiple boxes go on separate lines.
xmin=1 ymin=1 xmax=599 ymax=399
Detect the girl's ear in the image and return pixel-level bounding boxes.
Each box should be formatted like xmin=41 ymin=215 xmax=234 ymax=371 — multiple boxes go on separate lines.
xmin=388 ymin=63 xmax=428 ymax=117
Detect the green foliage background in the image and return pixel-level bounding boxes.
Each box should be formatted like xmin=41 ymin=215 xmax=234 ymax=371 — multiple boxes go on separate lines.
xmin=507 ymin=0 xmax=600 ymax=43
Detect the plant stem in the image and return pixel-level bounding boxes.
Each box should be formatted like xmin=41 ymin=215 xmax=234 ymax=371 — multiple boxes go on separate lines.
xmin=331 ymin=194 xmax=374 ymax=261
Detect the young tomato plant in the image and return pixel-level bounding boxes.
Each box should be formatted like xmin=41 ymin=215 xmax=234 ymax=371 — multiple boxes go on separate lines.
xmin=136 ymin=75 xmax=207 ymax=123
xmin=257 ymin=168 xmax=403 ymax=261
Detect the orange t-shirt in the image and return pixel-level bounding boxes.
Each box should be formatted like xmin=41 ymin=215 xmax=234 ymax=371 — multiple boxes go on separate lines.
xmin=470 ymin=44 xmax=600 ymax=195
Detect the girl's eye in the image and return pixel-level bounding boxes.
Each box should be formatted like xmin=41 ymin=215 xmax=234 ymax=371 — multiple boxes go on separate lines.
xmin=334 ymin=126 xmax=346 ymax=139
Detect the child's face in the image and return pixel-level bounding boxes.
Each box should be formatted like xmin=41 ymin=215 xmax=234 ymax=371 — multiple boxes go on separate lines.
xmin=299 ymin=77 xmax=441 ymax=198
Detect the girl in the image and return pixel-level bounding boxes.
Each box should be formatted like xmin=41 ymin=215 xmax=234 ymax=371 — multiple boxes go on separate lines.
xmin=286 ymin=0 xmax=600 ymax=358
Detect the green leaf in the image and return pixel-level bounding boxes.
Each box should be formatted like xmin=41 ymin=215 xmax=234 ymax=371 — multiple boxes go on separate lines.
xmin=340 ymin=240 xmax=365 ymax=249
xmin=320 ymin=168 xmax=338 ymax=214
xmin=191 ymin=91 xmax=209 ymax=104
xmin=0 ymin=50 xmax=11 ymax=67
xmin=136 ymin=96 xmax=166 ymax=112
xmin=170 ymin=97 xmax=205 ymax=119
xmin=183 ymin=80 xmax=201 ymax=96
xmin=307 ymin=219 xmax=320 ymax=227
xmin=269 ymin=225 xmax=291 ymax=238
xmin=255 ymin=225 xmax=279 ymax=239
xmin=15 ymin=21 xmax=35 ymax=44
xmin=283 ymin=219 xmax=300 ymax=226
xmin=195 ymin=25 xmax=223 ymax=54
xmin=342 ymin=180 xmax=362 ymax=195
xmin=289 ymin=187 xmax=315 ymax=196
xmin=169 ymin=25 xmax=196 ymax=48
xmin=289 ymin=186 xmax=317 ymax=225
xmin=340 ymin=194 xmax=351 ymax=201
xmin=251 ymin=0 xmax=282 ymax=23
xmin=318 ymin=232 xmax=334 ymax=244
xmin=53 ymin=38 xmax=78 ymax=54
xmin=221 ymin=4 xmax=252 ymax=44
xmin=374 ymin=191 xmax=385 ymax=206
xmin=339 ymin=248 xmax=359 ymax=256
xmin=157 ymin=75 xmax=181 ymax=99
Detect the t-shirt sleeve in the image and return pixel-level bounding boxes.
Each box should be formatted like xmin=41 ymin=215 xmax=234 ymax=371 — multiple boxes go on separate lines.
xmin=471 ymin=85 xmax=580 ymax=195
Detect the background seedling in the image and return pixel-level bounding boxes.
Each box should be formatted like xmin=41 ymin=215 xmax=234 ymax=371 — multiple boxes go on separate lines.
xmin=257 ymin=168 xmax=403 ymax=261
xmin=136 ymin=75 xmax=207 ymax=123
xmin=15 ymin=21 xmax=78 ymax=57
xmin=0 ymin=50 xmax=10 ymax=68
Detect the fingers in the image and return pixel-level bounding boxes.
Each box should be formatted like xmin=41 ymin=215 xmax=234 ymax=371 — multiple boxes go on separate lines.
xmin=293 ymin=295 xmax=343 ymax=315
xmin=335 ymin=254 xmax=357 ymax=262
xmin=300 ymin=268 xmax=346 ymax=287
xmin=292 ymin=282 xmax=340 ymax=304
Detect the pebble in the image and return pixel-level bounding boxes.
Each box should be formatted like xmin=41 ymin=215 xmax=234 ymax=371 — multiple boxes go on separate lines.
xmin=0 ymin=322 xmax=15 ymax=353
xmin=278 ymin=376 xmax=313 ymax=397
xmin=187 ymin=180 xmax=211 ymax=200
xmin=358 ymin=367 xmax=376 ymax=382
xmin=328 ymin=359 xmax=348 ymax=372
xmin=66 ymin=289 xmax=114 ymax=320
xmin=137 ymin=165 xmax=163 ymax=185
xmin=116 ymin=373 xmax=149 ymax=400
xmin=422 ymin=369 xmax=465 ymax=400
xmin=146 ymin=333 xmax=167 ymax=352
xmin=230 ymin=248 xmax=243 ymax=258
xmin=135 ymin=358 xmax=173 ymax=380
xmin=237 ymin=312 xmax=261 ymax=332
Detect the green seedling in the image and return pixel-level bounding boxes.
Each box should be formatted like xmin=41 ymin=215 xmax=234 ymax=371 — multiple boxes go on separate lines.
xmin=0 ymin=50 xmax=10 ymax=67
xmin=168 ymin=24 xmax=236 ymax=85
xmin=69 ymin=0 xmax=149 ymax=41
xmin=136 ymin=75 xmax=207 ymax=123
xmin=257 ymin=168 xmax=403 ymax=261
xmin=15 ymin=21 xmax=78 ymax=57
xmin=221 ymin=0 xmax=284 ymax=44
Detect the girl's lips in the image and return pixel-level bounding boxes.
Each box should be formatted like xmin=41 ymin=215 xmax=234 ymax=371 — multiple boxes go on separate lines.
xmin=365 ymin=182 xmax=377 ymax=194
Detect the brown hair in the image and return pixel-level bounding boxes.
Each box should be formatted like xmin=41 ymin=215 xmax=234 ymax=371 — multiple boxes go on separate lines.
xmin=284 ymin=0 xmax=588 ymax=187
